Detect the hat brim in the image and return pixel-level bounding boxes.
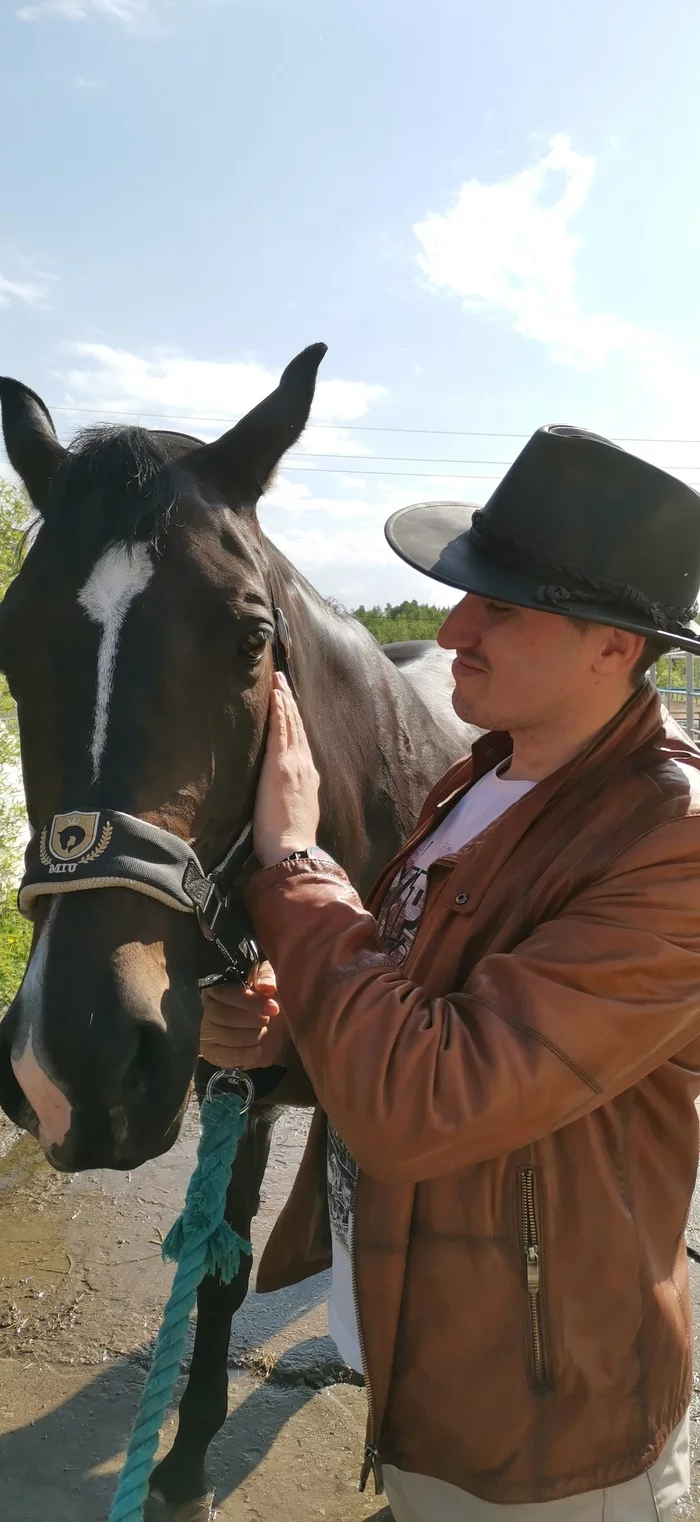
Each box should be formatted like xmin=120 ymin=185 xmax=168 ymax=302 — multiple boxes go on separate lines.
xmin=385 ymin=501 xmax=700 ymax=655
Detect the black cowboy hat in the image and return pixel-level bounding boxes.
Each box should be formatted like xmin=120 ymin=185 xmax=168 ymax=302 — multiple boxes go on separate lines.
xmin=385 ymin=425 xmax=700 ymax=654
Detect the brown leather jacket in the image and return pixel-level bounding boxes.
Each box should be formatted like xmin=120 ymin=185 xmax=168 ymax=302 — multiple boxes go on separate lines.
xmin=244 ymin=685 xmax=700 ymax=1504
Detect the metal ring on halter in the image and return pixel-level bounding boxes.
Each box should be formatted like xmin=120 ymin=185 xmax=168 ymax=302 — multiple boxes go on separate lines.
xmin=205 ymin=1068 xmax=255 ymax=1113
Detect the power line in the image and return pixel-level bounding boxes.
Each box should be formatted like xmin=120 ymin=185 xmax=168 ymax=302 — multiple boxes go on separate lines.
xmin=289 ymin=453 xmax=700 ymax=470
xmin=277 ymin=465 xmax=700 ymax=483
xmin=283 ymin=467 xmax=503 ymax=479
xmin=45 ymin=401 xmax=700 ymax=447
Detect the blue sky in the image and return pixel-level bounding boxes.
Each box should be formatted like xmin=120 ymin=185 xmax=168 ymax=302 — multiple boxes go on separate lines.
xmin=2 ymin=0 xmax=700 ymax=607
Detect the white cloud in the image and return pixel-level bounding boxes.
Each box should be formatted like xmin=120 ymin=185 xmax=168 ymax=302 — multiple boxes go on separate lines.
xmin=46 ymin=342 xmax=445 ymax=603
xmin=411 ymin=135 xmax=700 ymax=458
xmin=414 ymin=135 xmax=641 ymax=372
xmin=54 ymin=342 xmax=387 ymax=458
xmin=18 ymin=0 xmax=163 ymax=25
xmin=261 ymin=495 xmax=460 ymax=610
xmin=0 ymin=273 xmax=50 ymax=310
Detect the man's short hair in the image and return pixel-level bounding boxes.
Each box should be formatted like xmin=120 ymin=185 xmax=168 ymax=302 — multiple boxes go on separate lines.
xmin=630 ymin=637 xmax=669 ymax=689
xmin=572 ymin=619 xmax=668 ymax=689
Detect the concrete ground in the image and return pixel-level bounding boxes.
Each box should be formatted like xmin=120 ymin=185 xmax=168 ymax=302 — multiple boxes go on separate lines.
xmin=0 ymin=1102 xmax=699 ymax=1520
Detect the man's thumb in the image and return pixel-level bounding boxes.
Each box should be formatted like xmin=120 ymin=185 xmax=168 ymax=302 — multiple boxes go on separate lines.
xmin=252 ymin=959 xmax=278 ymax=995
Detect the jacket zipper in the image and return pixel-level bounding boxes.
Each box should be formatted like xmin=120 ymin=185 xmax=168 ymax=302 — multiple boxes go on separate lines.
xmin=518 ymin=1167 xmax=549 ymax=1390
xmin=351 ymin=1176 xmax=384 ymax=1494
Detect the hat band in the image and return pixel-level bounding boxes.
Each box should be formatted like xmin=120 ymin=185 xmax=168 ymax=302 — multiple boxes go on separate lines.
xmin=468 ymin=511 xmax=698 ymax=637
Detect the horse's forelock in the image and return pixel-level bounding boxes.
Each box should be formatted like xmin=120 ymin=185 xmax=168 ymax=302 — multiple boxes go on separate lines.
xmin=45 ymin=426 xmax=181 ymax=550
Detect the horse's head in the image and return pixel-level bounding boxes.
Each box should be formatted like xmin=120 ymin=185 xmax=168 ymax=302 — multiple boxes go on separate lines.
xmin=0 ymin=343 xmax=326 ymax=1170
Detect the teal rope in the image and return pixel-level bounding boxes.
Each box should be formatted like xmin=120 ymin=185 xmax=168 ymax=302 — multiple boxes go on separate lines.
xmin=108 ymin=1090 xmax=252 ymax=1522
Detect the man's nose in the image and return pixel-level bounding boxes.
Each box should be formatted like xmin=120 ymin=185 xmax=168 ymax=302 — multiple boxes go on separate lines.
xmin=437 ymin=594 xmax=478 ymax=649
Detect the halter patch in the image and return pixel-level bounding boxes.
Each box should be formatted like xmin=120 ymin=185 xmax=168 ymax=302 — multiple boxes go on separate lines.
xmin=40 ymin=812 xmax=112 ymax=874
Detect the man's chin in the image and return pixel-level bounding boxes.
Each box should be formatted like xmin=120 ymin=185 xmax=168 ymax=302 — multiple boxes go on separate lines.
xmin=452 ymin=688 xmax=488 ymax=727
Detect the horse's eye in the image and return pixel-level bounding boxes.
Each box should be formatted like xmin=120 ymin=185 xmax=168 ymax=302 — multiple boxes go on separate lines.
xmin=239 ymin=629 xmax=270 ymax=662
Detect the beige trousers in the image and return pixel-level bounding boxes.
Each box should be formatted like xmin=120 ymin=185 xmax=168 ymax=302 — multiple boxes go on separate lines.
xmin=383 ymin=1411 xmax=690 ymax=1522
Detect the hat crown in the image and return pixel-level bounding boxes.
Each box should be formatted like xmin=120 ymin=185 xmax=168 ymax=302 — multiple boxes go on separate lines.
xmin=479 ymin=427 xmax=700 ymax=613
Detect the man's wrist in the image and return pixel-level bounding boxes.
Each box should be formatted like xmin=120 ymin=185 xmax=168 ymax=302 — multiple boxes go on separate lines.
xmin=262 ymin=844 xmax=335 ymax=869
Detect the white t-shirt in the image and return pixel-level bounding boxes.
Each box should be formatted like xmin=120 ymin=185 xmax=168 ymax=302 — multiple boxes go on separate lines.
xmin=327 ymin=762 xmax=535 ymax=1373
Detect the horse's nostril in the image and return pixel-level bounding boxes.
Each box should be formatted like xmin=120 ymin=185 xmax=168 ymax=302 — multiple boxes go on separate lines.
xmin=129 ymin=1019 xmax=169 ymax=1090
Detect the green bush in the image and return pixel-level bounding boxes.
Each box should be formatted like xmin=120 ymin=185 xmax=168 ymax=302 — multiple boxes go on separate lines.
xmin=655 ymin=653 xmax=700 ymax=691
xmin=353 ymin=600 xmax=452 ymax=644
xmin=0 ymin=905 xmax=31 ymax=1010
xmin=0 ymin=481 xmax=31 ymax=1007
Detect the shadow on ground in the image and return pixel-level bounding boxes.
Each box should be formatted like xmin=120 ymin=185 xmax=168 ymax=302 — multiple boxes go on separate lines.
xmin=0 ymin=1338 xmax=385 ymax=1521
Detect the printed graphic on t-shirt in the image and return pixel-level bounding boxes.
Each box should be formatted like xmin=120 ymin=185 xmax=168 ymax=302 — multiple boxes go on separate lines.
xmin=376 ymin=859 xmax=431 ymax=969
xmin=327 ymin=1122 xmax=357 ymax=1248
xmin=327 ymin=865 xmax=423 ymax=1241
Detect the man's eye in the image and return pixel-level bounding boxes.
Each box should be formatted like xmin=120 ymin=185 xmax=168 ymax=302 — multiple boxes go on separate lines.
xmin=239 ymin=630 xmax=270 ymax=661
xmin=485 ymin=601 xmax=513 ymax=618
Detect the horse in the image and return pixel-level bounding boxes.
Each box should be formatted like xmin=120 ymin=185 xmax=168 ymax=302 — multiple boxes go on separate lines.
xmin=0 ymin=344 xmax=475 ymax=1520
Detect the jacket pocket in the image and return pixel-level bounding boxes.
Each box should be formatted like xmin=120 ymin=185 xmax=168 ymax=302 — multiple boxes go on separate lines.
xmin=517 ymin=1167 xmax=552 ymax=1392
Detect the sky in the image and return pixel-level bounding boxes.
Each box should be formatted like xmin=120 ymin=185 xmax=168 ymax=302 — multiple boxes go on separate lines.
xmin=2 ymin=0 xmax=700 ymax=608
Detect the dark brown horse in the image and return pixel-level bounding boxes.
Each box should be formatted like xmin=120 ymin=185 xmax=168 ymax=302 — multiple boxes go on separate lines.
xmin=0 ymin=345 xmax=473 ymax=1520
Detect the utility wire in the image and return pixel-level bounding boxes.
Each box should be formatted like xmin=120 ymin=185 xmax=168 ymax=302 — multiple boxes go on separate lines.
xmin=45 ymin=401 xmax=700 ymax=448
xmin=275 ymin=465 xmax=700 ymax=483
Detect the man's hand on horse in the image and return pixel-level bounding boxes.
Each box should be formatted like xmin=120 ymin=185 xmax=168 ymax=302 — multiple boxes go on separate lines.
xmin=199 ymin=961 xmax=291 ymax=1070
xmin=253 ymin=671 xmax=321 ymax=867
xmin=200 ymin=676 xmax=318 ymax=1071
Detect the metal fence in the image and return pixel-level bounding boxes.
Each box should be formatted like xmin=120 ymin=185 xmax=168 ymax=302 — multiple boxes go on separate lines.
xmin=653 ymin=652 xmax=700 ymax=745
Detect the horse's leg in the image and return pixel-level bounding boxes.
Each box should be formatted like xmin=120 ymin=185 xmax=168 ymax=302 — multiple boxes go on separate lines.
xmin=144 ymin=1103 xmax=279 ymax=1522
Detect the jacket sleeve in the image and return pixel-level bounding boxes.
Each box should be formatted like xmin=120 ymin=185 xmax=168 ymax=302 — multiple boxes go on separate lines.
xmin=244 ymin=819 xmax=700 ymax=1183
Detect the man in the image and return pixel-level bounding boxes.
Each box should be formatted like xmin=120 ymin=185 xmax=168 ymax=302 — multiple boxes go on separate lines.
xmin=201 ymin=425 xmax=700 ymax=1520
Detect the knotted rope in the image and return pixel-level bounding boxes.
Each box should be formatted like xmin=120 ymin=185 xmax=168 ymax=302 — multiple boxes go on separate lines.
xmin=108 ymin=1080 xmax=252 ymax=1522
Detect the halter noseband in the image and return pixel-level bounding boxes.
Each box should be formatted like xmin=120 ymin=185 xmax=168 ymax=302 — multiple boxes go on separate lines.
xmin=18 ymin=602 xmax=297 ymax=989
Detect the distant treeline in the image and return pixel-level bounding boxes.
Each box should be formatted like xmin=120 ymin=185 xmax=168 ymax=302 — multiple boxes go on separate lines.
xmin=353 ymin=600 xmax=451 ymax=644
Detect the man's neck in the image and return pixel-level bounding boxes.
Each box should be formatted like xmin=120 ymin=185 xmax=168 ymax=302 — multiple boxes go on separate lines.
xmin=505 ymin=686 xmax=636 ymax=783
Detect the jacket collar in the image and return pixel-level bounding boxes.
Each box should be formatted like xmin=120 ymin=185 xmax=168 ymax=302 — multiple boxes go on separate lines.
xmin=368 ymin=682 xmax=668 ymax=912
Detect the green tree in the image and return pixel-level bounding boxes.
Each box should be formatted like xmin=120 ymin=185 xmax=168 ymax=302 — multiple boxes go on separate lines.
xmin=0 ymin=481 xmax=32 ymax=1007
xmin=352 ymin=602 xmax=452 ymax=644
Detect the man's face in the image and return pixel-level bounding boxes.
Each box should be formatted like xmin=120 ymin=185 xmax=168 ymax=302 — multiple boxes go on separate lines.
xmin=437 ymin=593 xmax=614 ymax=732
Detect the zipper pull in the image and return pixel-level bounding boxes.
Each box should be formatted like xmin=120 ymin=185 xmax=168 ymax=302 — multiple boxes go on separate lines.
xmin=359 ymin=1444 xmax=384 ymax=1494
xmin=526 ymin=1244 xmax=540 ymax=1294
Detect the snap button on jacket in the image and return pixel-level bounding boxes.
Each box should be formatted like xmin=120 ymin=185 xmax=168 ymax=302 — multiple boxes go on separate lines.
xmin=245 ymin=686 xmax=700 ymax=1504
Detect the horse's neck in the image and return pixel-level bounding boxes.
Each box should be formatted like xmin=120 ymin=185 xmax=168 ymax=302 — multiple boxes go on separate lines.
xmin=269 ymin=550 xmax=465 ymax=894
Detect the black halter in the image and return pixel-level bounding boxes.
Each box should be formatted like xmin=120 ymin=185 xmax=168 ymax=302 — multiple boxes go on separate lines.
xmin=18 ymin=602 xmax=298 ymax=991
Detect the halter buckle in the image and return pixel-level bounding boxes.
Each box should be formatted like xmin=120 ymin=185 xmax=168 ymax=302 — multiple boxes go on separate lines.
xmin=195 ymin=879 xmax=225 ymax=941
xmin=274 ymin=606 xmax=291 ymax=659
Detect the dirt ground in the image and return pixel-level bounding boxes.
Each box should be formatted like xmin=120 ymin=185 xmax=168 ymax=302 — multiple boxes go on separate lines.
xmin=0 ymin=1104 xmax=390 ymax=1521
xmin=0 ymin=1102 xmax=699 ymax=1521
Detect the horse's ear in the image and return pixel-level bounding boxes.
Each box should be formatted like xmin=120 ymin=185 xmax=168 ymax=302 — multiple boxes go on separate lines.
xmin=180 ymin=342 xmax=328 ymax=507
xmin=0 ymin=378 xmax=66 ymax=514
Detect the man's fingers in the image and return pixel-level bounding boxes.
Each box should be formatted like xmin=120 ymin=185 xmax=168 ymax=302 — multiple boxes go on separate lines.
xmin=201 ymin=1026 xmax=269 ymax=1050
xmin=270 ymin=687 xmax=287 ymax=753
xmin=201 ymin=1006 xmax=275 ymax=1033
xmin=204 ymin=982 xmax=272 ymax=1012
xmin=251 ymin=959 xmax=278 ymax=996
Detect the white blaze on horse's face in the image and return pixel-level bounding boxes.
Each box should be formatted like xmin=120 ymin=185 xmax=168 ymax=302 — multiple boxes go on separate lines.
xmin=78 ymin=542 xmax=154 ymax=782
xmin=11 ymin=900 xmax=72 ymax=1148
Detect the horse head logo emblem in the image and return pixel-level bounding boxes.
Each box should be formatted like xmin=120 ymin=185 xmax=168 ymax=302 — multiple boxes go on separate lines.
xmin=45 ymin=811 xmax=110 ymax=864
